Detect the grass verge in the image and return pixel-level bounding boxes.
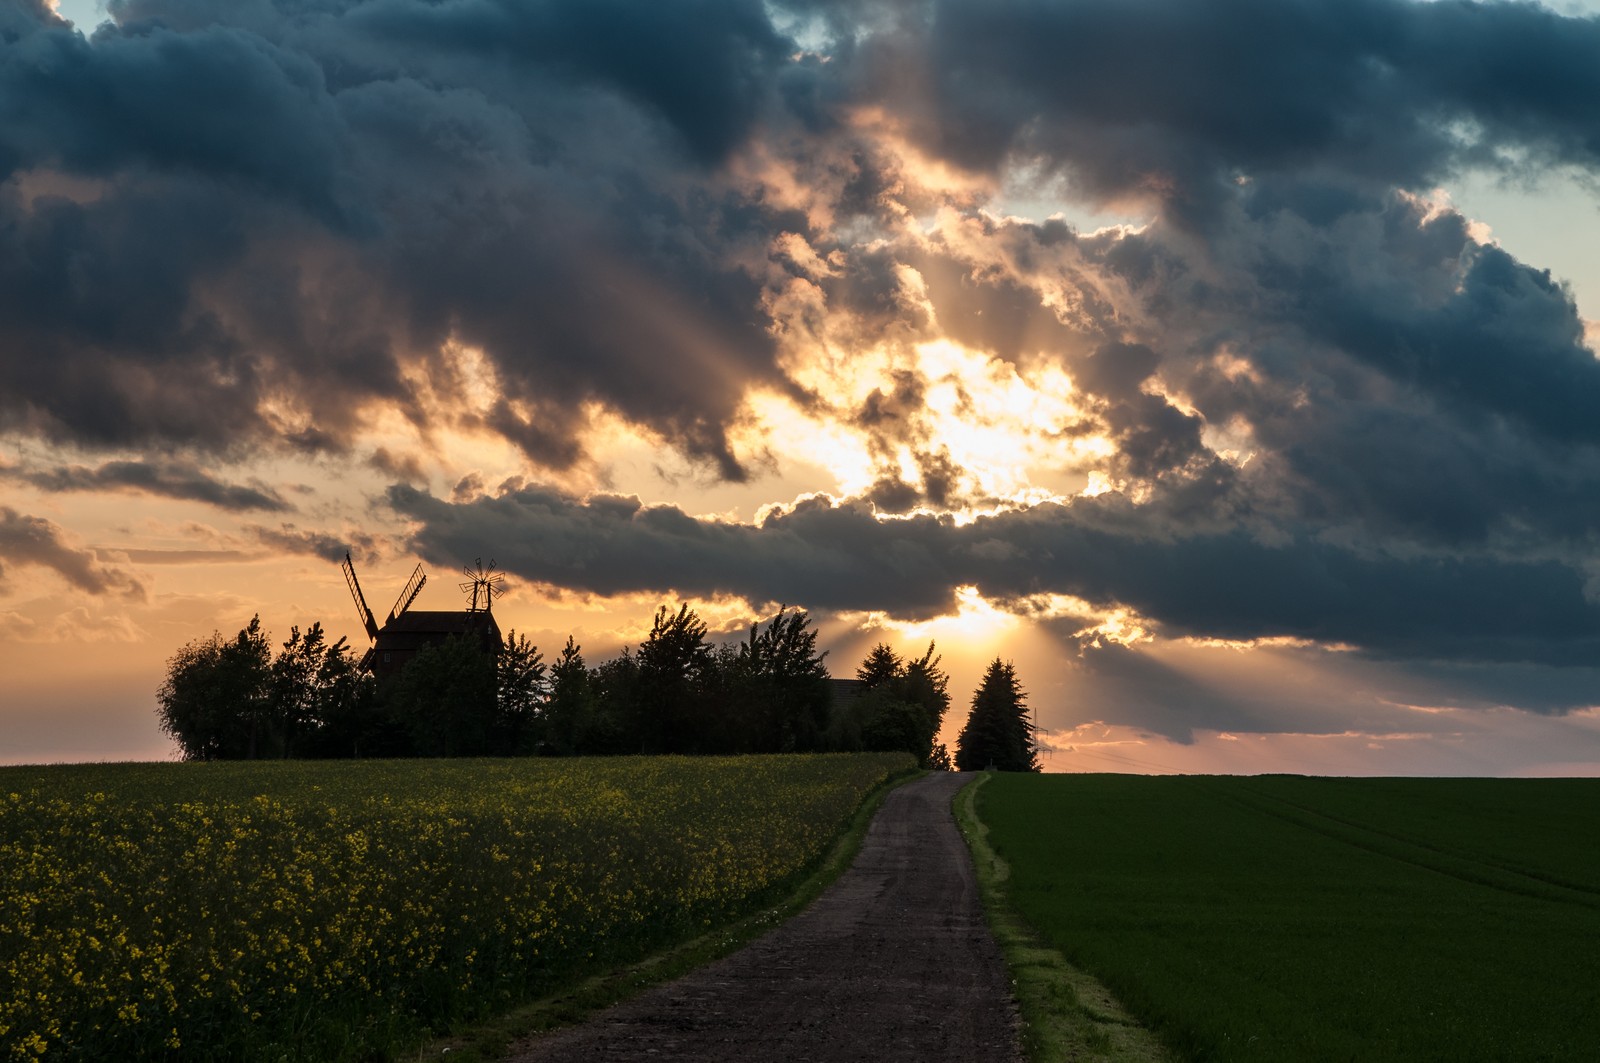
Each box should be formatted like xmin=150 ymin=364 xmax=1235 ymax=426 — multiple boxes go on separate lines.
xmin=420 ymin=762 xmax=924 ymax=1062
xmin=953 ymin=773 xmax=1173 ymax=1063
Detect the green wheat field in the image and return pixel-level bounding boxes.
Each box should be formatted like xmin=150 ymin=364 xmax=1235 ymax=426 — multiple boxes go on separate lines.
xmin=978 ymin=774 xmax=1600 ymax=1062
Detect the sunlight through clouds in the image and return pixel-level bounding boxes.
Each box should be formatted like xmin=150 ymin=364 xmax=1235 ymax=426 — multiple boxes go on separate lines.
xmin=8 ymin=0 xmax=1600 ymax=771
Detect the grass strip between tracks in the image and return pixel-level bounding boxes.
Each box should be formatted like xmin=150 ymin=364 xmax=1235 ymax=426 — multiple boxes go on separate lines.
xmin=954 ymin=773 xmax=1173 ymax=1063
xmin=424 ymin=763 xmax=925 ymax=1062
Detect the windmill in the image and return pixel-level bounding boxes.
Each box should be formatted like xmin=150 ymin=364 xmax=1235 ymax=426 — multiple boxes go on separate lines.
xmin=338 ymin=552 xmax=502 ymax=680
xmin=460 ymin=558 xmax=506 ymax=613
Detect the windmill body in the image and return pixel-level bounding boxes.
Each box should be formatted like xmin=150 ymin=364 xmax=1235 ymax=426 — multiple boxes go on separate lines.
xmin=342 ymin=553 xmax=503 ymax=683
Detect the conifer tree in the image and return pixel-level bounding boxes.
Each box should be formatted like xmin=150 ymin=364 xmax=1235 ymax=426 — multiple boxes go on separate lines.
xmin=955 ymin=658 xmax=1038 ymax=772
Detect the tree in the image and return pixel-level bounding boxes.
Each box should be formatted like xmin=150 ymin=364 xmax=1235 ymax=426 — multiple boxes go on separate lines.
xmin=269 ymin=622 xmax=361 ymax=759
xmin=840 ymin=641 xmax=951 ymax=766
xmin=735 ymin=606 xmax=831 ymax=752
xmin=157 ymin=616 xmax=272 ymax=760
xmin=586 ymin=649 xmax=642 ymax=754
xmin=497 ymin=630 xmax=547 ymax=754
xmin=541 ymin=636 xmax=594 ymax=756
xmin=899 ymin=643 xmax=952 ymax=761
xmin=955 ymin=658 xmax=1038 ymax=772
xmin=635 ymin=603 xmax=712 ymax=753
xmin=855 ymin=643 xmax=903 ymax=689
xmin=387 ymin=634 xmax=500 ymax=756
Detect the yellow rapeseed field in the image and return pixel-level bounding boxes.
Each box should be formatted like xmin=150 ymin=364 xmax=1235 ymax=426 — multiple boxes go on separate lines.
xmin=0 ymin=753 xmax=912 ymax=1061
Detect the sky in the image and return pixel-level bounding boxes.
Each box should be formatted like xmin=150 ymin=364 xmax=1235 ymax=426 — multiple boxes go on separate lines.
xmin=5 ymin=0 xmax=1600 ymax=774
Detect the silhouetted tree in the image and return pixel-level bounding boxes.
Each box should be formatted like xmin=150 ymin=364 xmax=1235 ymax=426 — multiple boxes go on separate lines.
xmin=540 ymin=636 xmax=594 ymax=755
xmin=858 ymin=687 xmax=928 ymax=753
xmin=694 ymin=642 xmax=747 ymax=752
xmin=955 ymin=658 xmax=1038 ymax=772
xmin=497 ymin=630 xmax=547 ymax=753
xmin=855 ymin=643 xmax=903 ymax=689
xmin=387 ymin=634 xmax=500 ymax=756
xmin=585 ymin=650 xmax=642 ymax=754
xmin=157 ymin=616 xmax=272 ymax=760
xmin=900 ymin=643 xmax=952 ymax=760
xmin=269 ymin=622 xmax=360 ymax=758
xmin=735 ymin=606 xmax=831 ymax=752
xmin=839 ymin=641 xmax=951 ymax=766
xmin=635 ymin=603 xmax=712 ymax=753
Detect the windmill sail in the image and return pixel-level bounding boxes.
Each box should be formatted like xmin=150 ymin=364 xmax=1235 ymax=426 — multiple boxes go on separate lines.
xmin=341 ymin=552 xmax=380 ymax=641
xmin=387 ymin=563 xmax=427 ymax=625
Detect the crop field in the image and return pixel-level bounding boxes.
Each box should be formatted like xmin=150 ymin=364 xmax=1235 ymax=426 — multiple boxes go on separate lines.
xmin=978 ymin=774 xmax=1600 ymax=1062
xmin=0 ymin=752 xmax=911 ymax=1061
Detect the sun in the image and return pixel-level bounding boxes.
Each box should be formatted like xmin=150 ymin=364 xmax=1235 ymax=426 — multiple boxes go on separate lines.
xmin=735 ymin=337 xmax=1112 ymax=516
xmin=876 ymin=585 xmax=1019 ymax=646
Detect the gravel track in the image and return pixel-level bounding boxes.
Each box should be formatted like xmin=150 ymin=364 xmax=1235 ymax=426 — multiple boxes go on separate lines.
xmin=505 ymin=771 xmax=1022 ymax=1062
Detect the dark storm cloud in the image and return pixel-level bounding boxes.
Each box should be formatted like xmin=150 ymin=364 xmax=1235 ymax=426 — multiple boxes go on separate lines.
xmin=7 ymin=0 xmax=1600 ymax=473
xmin=0 ymin=507 xmax=145 ymax=599
xmin=0 ymin=0 xmax=801 ymax=474
xmin=861 ymin=0 xmax=1600 ymax=216
xmin=5 ymin=458 xmax=291 ymax=512
xmin=388 ymin=484 xmax=1600 ymax=668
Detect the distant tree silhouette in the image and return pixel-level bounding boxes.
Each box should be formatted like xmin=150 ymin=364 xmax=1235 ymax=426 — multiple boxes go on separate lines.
xmin=635 ymin=603 xmax=712 ymax=753
xmin=387 ymin=634 xmax=500 ymax=756
xmin=269 ymin=622 xmax=363 ymax=758
xmin=585 ymin=649 xmax=643 ymax=754
xmin=540 ymin=636 xmax=594 ymax=755
xmin=734 ymin=606 xmax=831 ymax=752
xmin=855 ymin=643 xmax=903 ymax=689
xmin=955 ymin=659 xmax=1038 ymax=772
xmin=497 ymin=630 xmax=547 ymax=753
xmin=157 ymin=616 xmax=272 ymax=760
xmin=838 ymin=642 xmax=951 ymax=766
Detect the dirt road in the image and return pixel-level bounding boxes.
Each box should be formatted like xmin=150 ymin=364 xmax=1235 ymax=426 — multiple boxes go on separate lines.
xmin=506 ymin=771 xmax=1021 ymax=1062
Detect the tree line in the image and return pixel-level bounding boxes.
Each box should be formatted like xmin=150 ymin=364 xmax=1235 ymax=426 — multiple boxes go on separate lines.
xmin=157 ymin=604 xmax=1040 ymax=770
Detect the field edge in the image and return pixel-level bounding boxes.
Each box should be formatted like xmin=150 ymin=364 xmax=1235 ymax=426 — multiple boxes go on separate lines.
xmin=426 ymin=757 xmax=924 ymax=1062
xmin=954 ymin=773 xmax=1175 ymax=1063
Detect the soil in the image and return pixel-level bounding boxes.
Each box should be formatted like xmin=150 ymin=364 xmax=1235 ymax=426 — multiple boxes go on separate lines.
xmin=504 ymin=771 xmax=1022 ymax=1062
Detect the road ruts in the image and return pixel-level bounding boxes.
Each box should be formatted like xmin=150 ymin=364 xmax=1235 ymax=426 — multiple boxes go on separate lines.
xmin=505 ymin=771 xmax=1022 ymax=1063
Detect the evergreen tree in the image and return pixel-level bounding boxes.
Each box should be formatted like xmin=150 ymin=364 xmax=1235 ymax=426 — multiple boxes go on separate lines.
xmin=855 ymin=643 xmax=902 ymax=688
xmin=497 ymin=630 xmax=547 ymax=753
xmin=542 ymin=636 xmax=594 ymax=755
xmin=635 ymin=603 xmax=712 ymax=753
xmin=955 ymin=658 xmax=1038 ymax=772
xmin=842 ymin=641 xmax=951 ymax=767
xmin=900 ymin=643 xmax=952 ymax=759
xmin=586 ymin=650 xmax=642 ymax=754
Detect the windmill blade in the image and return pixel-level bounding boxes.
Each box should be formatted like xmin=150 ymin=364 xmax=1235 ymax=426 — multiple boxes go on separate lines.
xmin=387 ymin=564 xmax=427 ymax=625
xmin=340 ymin=553 xmax=379 ymax=641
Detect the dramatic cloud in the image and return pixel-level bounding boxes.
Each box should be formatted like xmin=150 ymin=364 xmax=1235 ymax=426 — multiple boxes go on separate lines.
xmin=247 ymin=522 xmax=383 ymax=563
xmin=0 ymin=507 xmax=145 ymax=599
xmin=388 ymin=484 xmax=1600 ymax=667
xmin=3 ymin=458 xmax=291 ymax=511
